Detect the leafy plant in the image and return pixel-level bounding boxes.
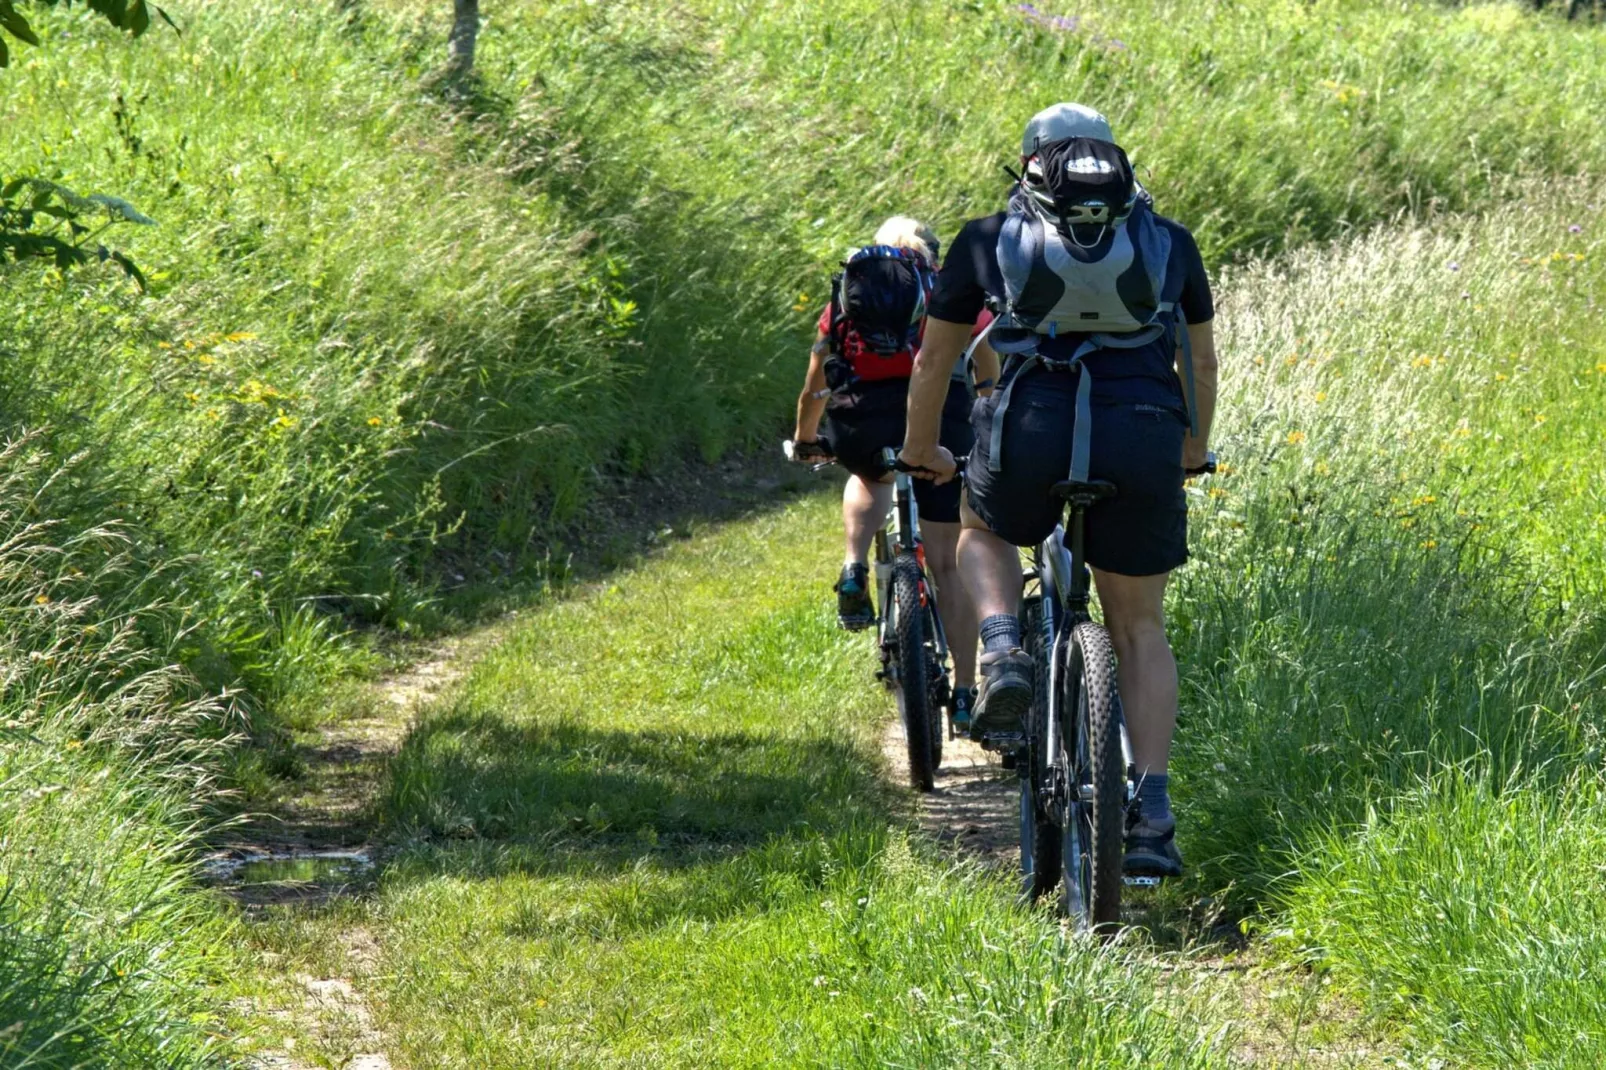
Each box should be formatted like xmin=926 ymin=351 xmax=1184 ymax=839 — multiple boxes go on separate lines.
xmin=0 ymin=176 xmax=153 ymax=285
xmin=0 ymin=0 xmax=174 ymax=66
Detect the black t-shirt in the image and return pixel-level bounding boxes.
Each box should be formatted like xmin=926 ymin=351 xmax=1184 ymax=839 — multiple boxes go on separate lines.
xmin=929 ymin=211 xmax=1214 ymax=407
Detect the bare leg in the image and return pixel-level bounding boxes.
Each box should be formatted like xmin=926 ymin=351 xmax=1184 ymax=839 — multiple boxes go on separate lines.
xmin=922 ymin=519 xmax=976 ymax=688
xmin=842 ymin=475 xmax=893 ymax=564
xmin=1091 ymin=568 xmax=1176 ymax=779
xmin=956 ymin=497 xmax=1025 ymax=618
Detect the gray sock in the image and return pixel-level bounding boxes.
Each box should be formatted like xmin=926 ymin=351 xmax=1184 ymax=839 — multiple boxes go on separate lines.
xmin=979 ymin=614 xmax=1021 ymax=654
xmin=1136 ymin=773 xmax=1172 ymax=823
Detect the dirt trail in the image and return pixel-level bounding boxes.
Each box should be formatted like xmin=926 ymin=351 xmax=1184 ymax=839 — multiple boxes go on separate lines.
xmin=231 ymin=631 xmax=497 ymax=1070
xmin=882 ymin=718 xmax=1019 ymax=863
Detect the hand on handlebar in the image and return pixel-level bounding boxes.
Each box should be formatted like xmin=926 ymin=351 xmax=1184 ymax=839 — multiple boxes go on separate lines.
xmin=784 ymin=438 xmax=832 ymax=464
xmin=897 ymin=445 xmax=958 ymax=485
xmin=1183 ymin=449 xmax=1218 ymax=478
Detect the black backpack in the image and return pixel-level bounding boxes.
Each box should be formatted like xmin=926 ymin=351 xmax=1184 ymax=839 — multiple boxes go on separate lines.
xmin=827 ymin=244 xmax=932 ymax=360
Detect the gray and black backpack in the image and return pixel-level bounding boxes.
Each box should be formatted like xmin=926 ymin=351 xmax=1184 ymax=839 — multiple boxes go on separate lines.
xmin=975 ymin=136 xmax=1199 ymax=478
xmin=989 ymin=136 xmax=1175 ymax=352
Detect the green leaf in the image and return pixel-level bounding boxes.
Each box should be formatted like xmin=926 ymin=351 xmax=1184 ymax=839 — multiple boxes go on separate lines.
xmin=127 ymin=0 xmax=149 ymax=36
xmin=0 ymin=36 xmax=9 ymax=68
xmin=0 ymin=1 xmax=41 ymax=47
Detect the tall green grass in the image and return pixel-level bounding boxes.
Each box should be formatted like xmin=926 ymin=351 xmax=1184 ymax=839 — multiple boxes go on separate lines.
xmin=4 ymin=0 xmax=1606 ymax=723
xmin=1158 ymin=180 xmax=1606 ymax=1061
xmin=0 ymin=437 xmax=234 ymax=1067
xmin=2 ymin=0 xmax=1605 ymax=1063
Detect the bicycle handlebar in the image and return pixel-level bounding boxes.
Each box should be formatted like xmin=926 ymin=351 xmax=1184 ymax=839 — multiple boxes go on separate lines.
xmin=783 ymin=438 xmax=835 ymax=466
xmin=879 ymin=446 xmax=967 ymax=478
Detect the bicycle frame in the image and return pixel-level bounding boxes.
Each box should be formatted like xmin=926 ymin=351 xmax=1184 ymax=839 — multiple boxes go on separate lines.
xmin=873 ymin=455 xmax=951 ymax=688
xmin=1028 ymin=491 xmax=1148 ymax=915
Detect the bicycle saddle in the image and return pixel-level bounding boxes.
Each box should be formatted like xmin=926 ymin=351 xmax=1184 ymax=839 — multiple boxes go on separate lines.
xmin=1050 ymin=479 xmax=1118 ymax=505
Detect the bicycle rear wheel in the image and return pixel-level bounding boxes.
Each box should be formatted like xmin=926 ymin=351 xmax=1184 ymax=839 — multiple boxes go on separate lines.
xmin=892 ymin=553 xmax=937 ymax=793
xmin=1018 ymin=593 xmax=1062 ymax=901
xmin=1061 ymin=620 xmax=1125 ymax=932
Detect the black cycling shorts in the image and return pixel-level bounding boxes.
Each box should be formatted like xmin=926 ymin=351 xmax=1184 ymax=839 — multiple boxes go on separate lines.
xmin=966 ymin=368 xmax=1188 ymax=575
xmin=823 ymin=381 xmax=974 ymax=524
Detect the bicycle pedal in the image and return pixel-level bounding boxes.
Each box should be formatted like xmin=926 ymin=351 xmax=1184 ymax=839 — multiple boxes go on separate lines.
xmin=1122 ymin=875 xmax=1163 ymax=889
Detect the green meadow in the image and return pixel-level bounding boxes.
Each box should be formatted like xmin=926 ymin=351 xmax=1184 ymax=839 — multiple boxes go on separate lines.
xmin=0 ymin=0 xmax=1603 ymax=1064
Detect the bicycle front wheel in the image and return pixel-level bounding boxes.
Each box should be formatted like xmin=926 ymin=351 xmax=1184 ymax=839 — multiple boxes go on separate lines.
xmin=1061 ymin=620 xmax=1125 ymax=932
xmin=892 ymin=553 xmax=937 ymax=793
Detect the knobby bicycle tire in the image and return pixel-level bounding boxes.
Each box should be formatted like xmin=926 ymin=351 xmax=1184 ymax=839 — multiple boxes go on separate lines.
xmin=1018 ymin=593 xmax=1062 ymax=901
xmin=1064 ymin=620 xmax=1125 ymax=931
xmin=892 ymin=553 xmax=937 ymax=793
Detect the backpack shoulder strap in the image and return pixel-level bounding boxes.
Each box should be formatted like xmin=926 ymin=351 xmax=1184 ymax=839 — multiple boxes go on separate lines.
xmin=827 ymin=271 xmax=847 ymax=354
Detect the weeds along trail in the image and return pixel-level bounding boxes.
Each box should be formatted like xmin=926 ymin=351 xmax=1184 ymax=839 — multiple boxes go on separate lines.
xmin=231 ymin=183 xmax=1605 ymax=1066
xmin=3 ymin=0 xmax=1606 ymax=754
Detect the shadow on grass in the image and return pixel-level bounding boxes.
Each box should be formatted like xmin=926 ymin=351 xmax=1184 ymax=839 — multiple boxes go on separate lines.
xmin=385 ymin=708 xmax=884 ymax=849
xmin=371 ymin=703 xmax=895 ymax=938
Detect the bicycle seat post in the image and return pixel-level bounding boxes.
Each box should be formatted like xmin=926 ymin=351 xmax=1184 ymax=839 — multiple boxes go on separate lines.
xmin=1050 ymin=479 xmax=1116 ymax=612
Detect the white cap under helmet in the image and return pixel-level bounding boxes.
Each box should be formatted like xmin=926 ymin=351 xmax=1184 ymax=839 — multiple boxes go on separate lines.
xmin=1020 ymin=102 xmax=1114 ymax=156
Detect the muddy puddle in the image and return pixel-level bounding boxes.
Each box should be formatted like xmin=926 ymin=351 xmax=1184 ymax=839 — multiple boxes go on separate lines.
xmin=205 ymin=848 xmax=376 ymax=908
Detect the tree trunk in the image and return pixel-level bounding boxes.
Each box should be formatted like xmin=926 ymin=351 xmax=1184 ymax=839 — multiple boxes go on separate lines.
xmin=447 ymin=0 xmax=479 ymax=76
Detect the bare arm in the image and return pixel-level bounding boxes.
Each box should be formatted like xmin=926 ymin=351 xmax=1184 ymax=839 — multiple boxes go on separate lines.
xmin=1180 ymin=319 xmax=1218 ymax=469
xmin=899 ymin=316 xmax=974 ymax=480
xmin=793 ymin=332 xmax=831 ymax=442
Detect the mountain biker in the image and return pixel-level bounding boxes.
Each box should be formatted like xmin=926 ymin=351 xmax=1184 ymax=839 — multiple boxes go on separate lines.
xmin=898 ymin=105 xmax=1218 ymax=878
xmin=790 ymin=216 xmax=999 ymax=731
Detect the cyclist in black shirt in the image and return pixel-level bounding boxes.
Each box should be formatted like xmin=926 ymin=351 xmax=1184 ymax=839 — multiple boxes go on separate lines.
xmin=900 ymin=103 xmax=1219 ymax=877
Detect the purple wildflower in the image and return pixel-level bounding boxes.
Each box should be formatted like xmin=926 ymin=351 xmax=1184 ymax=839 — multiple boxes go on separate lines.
xmin=1448 ymin=261 xmax=1461 ymax=272
xmin=1569 ymin=224 xmax=1583 ymax=234
xmin=1106 ymin=38 xmax=1127 ymax=50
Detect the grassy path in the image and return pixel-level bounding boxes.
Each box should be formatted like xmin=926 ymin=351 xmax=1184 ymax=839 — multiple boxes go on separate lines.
xmin=220 ymin=182 xmax=1606 ymax=1068
xmin=222 ymin=486 xmax=1377 ymax=1068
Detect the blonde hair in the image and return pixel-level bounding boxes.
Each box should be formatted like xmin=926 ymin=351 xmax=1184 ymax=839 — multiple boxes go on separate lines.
xmin=871 ymin=215 xmax=939 ymax=264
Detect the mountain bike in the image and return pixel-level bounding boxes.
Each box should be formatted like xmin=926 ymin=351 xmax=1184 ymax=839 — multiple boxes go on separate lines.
xmin=978 ymin=453 xmax=1215 ymax=932
xmin=784 ymin=440 xmax=956 ymax=792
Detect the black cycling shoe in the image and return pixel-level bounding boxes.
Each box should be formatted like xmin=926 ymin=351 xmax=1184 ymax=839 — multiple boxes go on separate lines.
xmin=969 ymin=647 xmax=1033 ymax=737
xmin=834 ymin=563 xmax=874 ymax=631
xmin=1123 ymin=812 xmax=1183 ymax=879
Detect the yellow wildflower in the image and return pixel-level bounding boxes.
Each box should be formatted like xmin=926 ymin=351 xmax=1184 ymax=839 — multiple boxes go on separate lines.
xmin=34 ymin=594 xmax=50 ymax=605
xmin=224 ymin=331 xmax=258 ymax=343
xmin=1285 ymin=431 xmax=1307 ymax=445
xmin=1420 ymin=539 xmax=1438 ymax=550
xmin=271 ymin=410 xmax=297 ymax=430
xmin=184 ymin=391 xmax=200 ymax=404
xmin=367 ymin=416 xmax=384 ymax=427
xmin=1313 ymin=390 xmax=1328 ymax=403
xmin=157 ymin=341 xmax=173 ymax=350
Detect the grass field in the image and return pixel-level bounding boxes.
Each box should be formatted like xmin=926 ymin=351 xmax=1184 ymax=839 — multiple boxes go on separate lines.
xmin=1 ymin=0 xmax=1604 ymax=1063
xmin=237 ymin=180 xmax=1606 ymax=1066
